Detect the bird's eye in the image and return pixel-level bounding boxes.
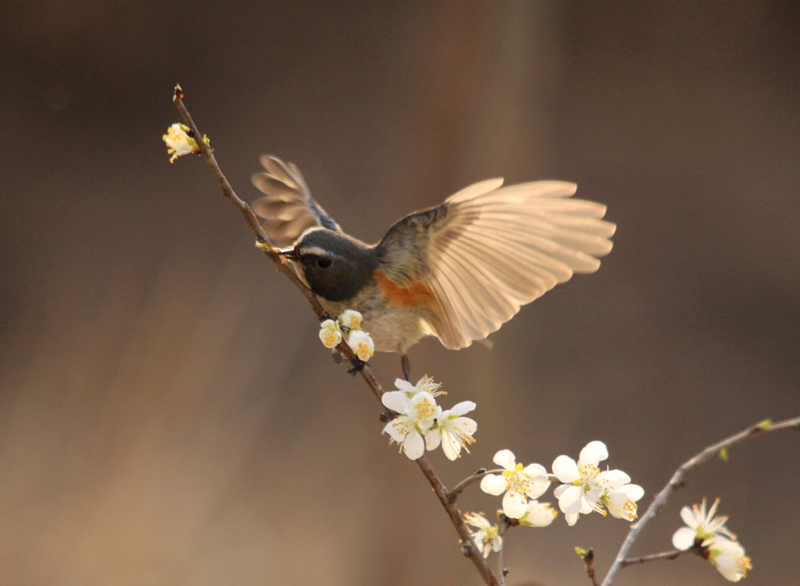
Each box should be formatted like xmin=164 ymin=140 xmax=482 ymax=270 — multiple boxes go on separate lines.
xmin=316 ymin=257 xmax=332 ymax=269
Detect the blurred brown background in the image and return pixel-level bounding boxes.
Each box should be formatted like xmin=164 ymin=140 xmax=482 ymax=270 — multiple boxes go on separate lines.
xmin=1 ymin=2 xmax=799 ymax=585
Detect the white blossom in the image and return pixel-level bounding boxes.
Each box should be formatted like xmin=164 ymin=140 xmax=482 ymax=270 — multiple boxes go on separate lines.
xmin=318 ymin=319 xmax=342 ymax=348
xmin=519 ymin=500 xmax=557 ymax=527
xmin=425 ymin=401 xmax=477 ymax=460
xmin=162 ymin=123 xmax=199 ymax=163
xmin=601 ymin=475 xmax=644 ymax=522
xmin=347 ymin=329 xmax=374 ymax=361
xmin=394 ymin=375 xmax=444 ymax=398
xmin=381 ymin=390 xmax=438 ymax=460
xmin=338 ymin=309 xmax=363 ymax=330
xmin=672 ymin=499 xmax=750 ymax=581
xmin=672 ymin=498 xmax=737 ymax=550
xmin=552 ymin=441 xmax=641 ymax=525
xmin=480 ymin=450 xmax=550 ymax=519
xmin=464 ymin=512 xmax=502 ymax=558
xmin=708 ymin=536 xmax=752 ymax=582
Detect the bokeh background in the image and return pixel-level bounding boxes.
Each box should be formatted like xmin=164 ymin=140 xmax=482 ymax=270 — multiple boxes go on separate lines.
xmin=2 ymin=2 xmax=799 ymax=585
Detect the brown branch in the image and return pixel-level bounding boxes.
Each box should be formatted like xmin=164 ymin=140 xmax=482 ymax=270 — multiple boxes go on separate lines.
xmin=172 ymin=85 xmax=385 ymax=402
xmin=171 ymin=85 xmax=499 ymax=585
xmin=496 ymin=516 xmax=511 ymax=585
xmin=415 ymin=456 xmax=502 ymax=585
xmin=602 ymin=415 xmax=800 ymax=586
xmin=447 ymin=468 xmax=497 ymax=503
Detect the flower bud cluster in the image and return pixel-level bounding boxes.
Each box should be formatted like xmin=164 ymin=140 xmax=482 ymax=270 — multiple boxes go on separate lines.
xmin=162 ymin=123 xmax=208 ymax=163
xmin=318 ymin=310 xmax=375 ymax=361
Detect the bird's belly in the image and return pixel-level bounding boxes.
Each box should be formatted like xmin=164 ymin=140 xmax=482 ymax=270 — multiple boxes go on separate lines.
xmin=319 ymin=285 xmax=431 ymax=354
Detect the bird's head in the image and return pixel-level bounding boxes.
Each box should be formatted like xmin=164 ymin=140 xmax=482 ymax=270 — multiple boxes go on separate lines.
xmin=281 ymin=228 xmax=377 ymax=302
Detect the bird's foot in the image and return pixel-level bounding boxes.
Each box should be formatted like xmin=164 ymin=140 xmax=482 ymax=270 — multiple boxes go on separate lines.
xmin=401 ymin=354 xmax=411 ymax=381
xmin=347 ymin=358 xmax=366 ymax=375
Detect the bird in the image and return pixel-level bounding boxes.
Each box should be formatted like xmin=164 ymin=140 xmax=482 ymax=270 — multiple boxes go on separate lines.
xmin=252 ymin=156 xmax=616 ymax=379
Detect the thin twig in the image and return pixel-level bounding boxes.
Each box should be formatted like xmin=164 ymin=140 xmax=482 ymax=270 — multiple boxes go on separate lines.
xmin=580 ymin=549 xmax=598 ymax=586
xmin=447 ymin=469 xmax=559 ymax=503
xmin=448 ymin=468 xmax=497 ymax=503
xmin=621 ymin=549 xmax=685 ymax=567
xmin=171 ymin=85 xmax=499 ymax=585
xmin=496 ymin=517 xmax=510 ymax=585
xmin=602 ymin=415 xmax=800 ymax=586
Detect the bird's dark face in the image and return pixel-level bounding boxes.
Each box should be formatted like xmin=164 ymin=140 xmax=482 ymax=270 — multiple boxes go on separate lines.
xmin=287 ymin=229 xmax=377 ymax=302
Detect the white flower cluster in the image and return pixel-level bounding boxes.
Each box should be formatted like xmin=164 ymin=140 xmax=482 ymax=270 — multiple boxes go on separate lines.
xmin=371 ymin=368 xmax=648 ymax=559
xmin=319 ymin=310 xmax=374 ymax=361
xmin=480 ymin=450 xmax=552 ymax=519
xmin=551 ymin=440 xmax=644 ymax=526
xmin=672 ymin=498 xmax=752 ymax=582
xmin=481 ymin=442 xmax=643 ymax=526
xmin=381 ymin=376 xmax=477 ymax=461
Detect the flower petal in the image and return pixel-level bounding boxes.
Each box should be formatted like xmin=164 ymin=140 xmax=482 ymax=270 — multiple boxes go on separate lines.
xmin=441 ymin=432 xmax=460 ymax=460
xmin=395 ymin=379 xmax=416 ymax=395
xmin=523 ymin=463 xmax=548 ymax=482
xmin=403 ymin=430 xmax=424 ymax=460
xmin=579 ymin=440 xmax=608 ymax=466
xmin=339 ymin=309 xmax=362 ymax=330
xmin=672 ymin=527 xmax=697 ymax=551
xmin=522 ymin=501 xmax=557 ymax=527
xmin=465 ymin=512 xmax=491 ymax=531
xmin=712 ymin=554 xmax=746 ymax=582
xmin=626 ymin=484 xmax=645 ymax=501
xmin=680 ymin=504 xmax=699 ymax=529
xmin=447 ymin=401 xmax=476 ymax=417
xmin=552 ymin=455 xmax=579 ymax=483
xmin=598 ymin=468 xmax=631 ymax=488
xmin=502 ymin=490 xmax=528 ymax=519
xmin=493 ymin=449 xmax=516 ymax=470
xmin=582 ymin=488 xmax=603 ymax=513
xmin=425 ymin=428 xmax=441 ymax=451
xmin=383 ymin=418 xmax=409 ymax=443
xmin=381 ymin=391 xmax=410 ymax=413
xmin=480 ymin=474 xmax=507 ymax=496
xmin=556 ymin=485 xmax=584 ymax=515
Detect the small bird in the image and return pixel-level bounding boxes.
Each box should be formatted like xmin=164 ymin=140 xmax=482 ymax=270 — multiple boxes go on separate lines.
xmin=252 ymin=156 xmax=615 ymax=378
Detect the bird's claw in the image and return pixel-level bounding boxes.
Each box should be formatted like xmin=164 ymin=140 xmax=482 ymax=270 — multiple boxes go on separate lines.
xmin=401 ymin=354 xmax=411 ymax=381
xmin=347 ymin=358 xmax=366 ymax=375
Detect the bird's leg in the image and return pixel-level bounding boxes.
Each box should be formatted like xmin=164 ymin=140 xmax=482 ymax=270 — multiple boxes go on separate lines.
xmin=401 ymin=354 xmax=411 ymax=381
xmin=347 ymin=358 xmax=366 ymax=375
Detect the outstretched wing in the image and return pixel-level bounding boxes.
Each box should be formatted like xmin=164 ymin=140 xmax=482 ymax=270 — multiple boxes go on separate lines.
xmin=251 ymin=156 xmax=340 ymax=247
xmin=377 ymin=178 xmax=616 ymax=350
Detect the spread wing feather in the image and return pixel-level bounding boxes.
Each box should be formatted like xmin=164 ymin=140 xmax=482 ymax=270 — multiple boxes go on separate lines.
xmin=251 ymin=156 xmax=340 ymax=247
xmin=378 ymin=179 xmax=616 ymax=350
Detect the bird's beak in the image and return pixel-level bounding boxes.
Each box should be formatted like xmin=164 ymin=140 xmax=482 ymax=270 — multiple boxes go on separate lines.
xmin=278 ymin=247 xmax=300 ymax=261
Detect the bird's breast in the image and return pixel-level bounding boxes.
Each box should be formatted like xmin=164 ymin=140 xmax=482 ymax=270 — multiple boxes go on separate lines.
xmin=374 ymin=270 xmax=435 ymax=309
xmin=318 ymin=274 xmax=433 ymax=354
